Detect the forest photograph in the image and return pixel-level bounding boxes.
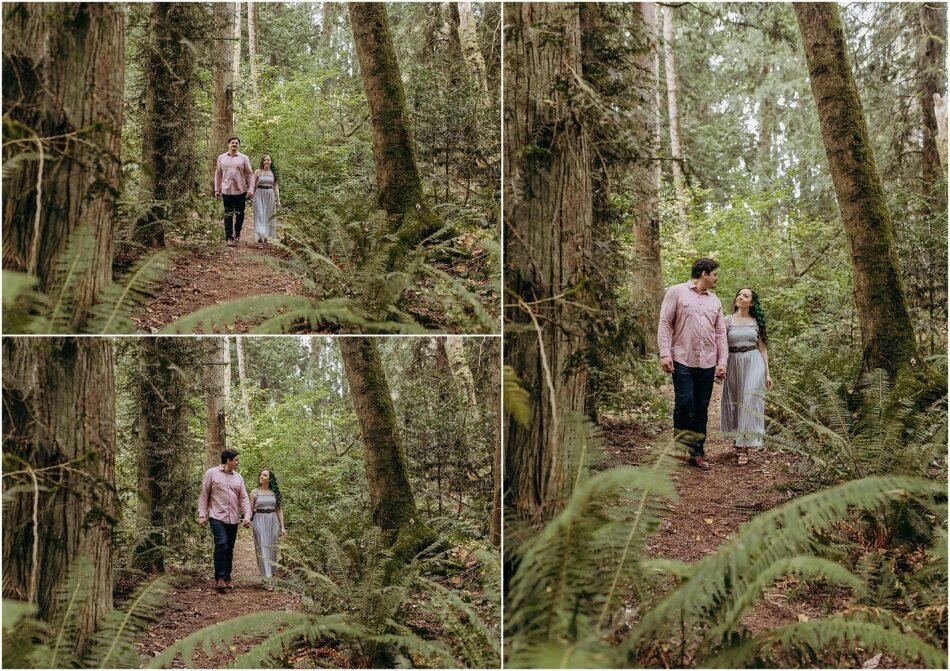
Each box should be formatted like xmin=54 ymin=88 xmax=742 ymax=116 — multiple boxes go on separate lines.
xmin=503 ymin=2 xmax=948 ymax=668
xmin=2 ymin=335 xmax=501 ymax=668
xmin=2 ymin=2 xmax=501 ymax=335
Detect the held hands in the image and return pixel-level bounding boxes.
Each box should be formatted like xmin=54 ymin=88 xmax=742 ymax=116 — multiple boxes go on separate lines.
xmin=660 ymin=356 xmax=674 ymax=374
xmin=242 ymin=518 xmax=251 ymax=528
xmin=715 ymin=364 xmax=727 ymax=380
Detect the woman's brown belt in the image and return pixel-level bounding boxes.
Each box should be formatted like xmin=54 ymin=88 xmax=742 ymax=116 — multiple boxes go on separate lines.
xmin=729 ymin=345 xmax=758 ymax=353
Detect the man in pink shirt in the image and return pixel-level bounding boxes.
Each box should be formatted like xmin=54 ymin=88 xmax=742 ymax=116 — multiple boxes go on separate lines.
xmin=213 ymin=137 xmax=254 ymax=247
xmin=657 ymin=258 xmax=728 ymax=470
xmin=198 ymin=448 xmax=251 ymax=592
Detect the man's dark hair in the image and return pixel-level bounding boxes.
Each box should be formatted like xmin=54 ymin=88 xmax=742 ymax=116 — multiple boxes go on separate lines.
xmin=691 ymin=258 xmax=720 ymax=279
xmin=221 ymin=449 xmax=239 ymax=464
xmin=227 ymin=136 xmax=240 ymax=144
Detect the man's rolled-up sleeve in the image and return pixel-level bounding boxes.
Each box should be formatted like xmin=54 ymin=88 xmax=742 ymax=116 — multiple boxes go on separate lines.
xmin=657 ymin=287 xmax=677 ymax=358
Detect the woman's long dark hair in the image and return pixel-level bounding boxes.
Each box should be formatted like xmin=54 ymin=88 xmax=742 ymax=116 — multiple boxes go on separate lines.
xmin=260 ymin=469 xmax=282 ymax=508
xmin=732 ymin=288 xmax=768 ymax=344
xmin=258 ymin=154 xmax=278 ymax=183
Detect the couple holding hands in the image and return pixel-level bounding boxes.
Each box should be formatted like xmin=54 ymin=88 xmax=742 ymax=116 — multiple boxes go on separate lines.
xmin=213 ymin=137 xmax=281 ymax=248
xmin=658 ymin=258 xmax=775 ymax=470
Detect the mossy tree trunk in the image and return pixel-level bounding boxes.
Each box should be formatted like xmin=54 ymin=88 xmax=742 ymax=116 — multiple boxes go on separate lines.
xmin=339 ymin=337 xmax=433 ymax=556
xmin=247 ymin=1 xmax=259 ymax=103
xmin=1 ymin=3 xmax=123 ymax=327
xmin=203 ymin=337 xmax=231 ymax=468
xmin=631 ymin=2 xmax=664 ymax=354
xmin=209 ymin=2 xmax=235 ymax=185
xmin=504 ymin=2 xmax=593 ymax=522
xmin=349 ymin=2 xmax=443 ymax=254
xmin=1 ymin=338 xmax=116 ymax=655
xmin=663 ymin=5 xmax=688 ymax=229
xmin=457 ymin=2 xmax=489 ymax=98
xmin=794 ymin=2 xmax=918 ymax=378
xmin=137 ymin=2 xmax=202 ymax=248
xmin=134 ymin=338 xmax=198 ymax=573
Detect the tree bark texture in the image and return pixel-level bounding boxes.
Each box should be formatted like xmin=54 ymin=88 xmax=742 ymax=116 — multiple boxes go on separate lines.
xmin=203 ymin=337 xmax=231 ymax=467
xmin=235 ymin=335 xmax=251 ymax=419
xmin=2 ymin=338 xmax=116 ymax=655
xmin=457 ymin=2 xmax=489 ymax=97
xmin=663 ymin=5 xmax=688 ymax=228
xmin=794 ymin=2 xmax=918 ymax=378
xmin=919 ymin=2 xmax=946 ymax=205
xmin=1 ymin=4 xmax=124 ymax=326
xmin=443 ymin=337 xmax=478 ymax=408
xmin=631 ymin=2 xmax=664 ymax=354
xmin=138 ymin=2 xmax=201 ymax=248
xmin=349 ymin=2 xmax=441 ymax=250
xmin=339 ymin=338 xmax=419 ymax=537
xmin=135 ymin=338 xmax=197 ymax=573
xmin=232 ymin=1 xmax=241 ymax=80
xmin=504 ymin=2 xmax=593 ymax=521
xmin=210 ymin=2 xmax=235 ymax=184
xmin=247 ymin=1 xmax=259 ymax=103
xmin=488 ymin=350 xmax=501 ymax=547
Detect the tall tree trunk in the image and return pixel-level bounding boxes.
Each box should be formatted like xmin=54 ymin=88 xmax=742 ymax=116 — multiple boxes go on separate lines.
xmin=504 ymin=2 xmax=593 ymax=521
xmin=794 ymin=2 xmax=917 ymax=378
xmin=210 ymin=2 xmax=235 ymax=185
xmin=2 ymin=4 xmax=123 ymax=328
xmin=488 ymin=351 xmax=501 ymax=547
xmin=919 ymin=3 xmax=946 ymax=206
xmin=339 ymin=338 xmax=434 ymax=555
xmin=443 ymin=1 xmax=463 ymax=66
xmin=247 ymin=1 xmax=259 ymax=103
xmin=134 ymin=338 xmax=197 ymax=573
xmin=137 ymin=2 xmax=200 ymax=248
xmin=632 ymin=2 xmax=664 ymax=355
xmin=235 ymin=336 xmax=251 ymax=420
xmin=2 ymin=338 xmax=116 ymax=655
xmin=232 ymin=1 xmax=241 ymax=80
xmin=203 ymin=337 xmax=231 ymax=468
xmin=443 ymin=337 xmax=478 ymax=408
xmin=663 ymin=5 xmax=688 ymax=228
xmin=457 ymin=2 xmax=489 ymax=97
xmin=349 ymin=2 xmax=442 ymax=253
xmin=322 ymin=2 xmax=339 ymax=44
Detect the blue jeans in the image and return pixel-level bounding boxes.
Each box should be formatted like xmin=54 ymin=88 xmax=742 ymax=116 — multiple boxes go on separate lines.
xmin=209 ymin=518 xmax=238 ymax=581
xmin=672 ymin=361 xmax=715 ymax=457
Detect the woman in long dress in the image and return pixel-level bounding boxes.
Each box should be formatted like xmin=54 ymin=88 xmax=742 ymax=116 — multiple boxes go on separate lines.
xmin=248 ymin=155 xmax=280 ymax=246
xmin=249 ymin=468 xmax=286 ymax=585
xmin=720 ymin=288 xmax=773 ymax=465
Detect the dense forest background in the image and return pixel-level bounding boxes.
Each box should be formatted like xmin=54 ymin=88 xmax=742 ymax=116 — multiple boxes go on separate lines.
xmin=3 ymin=336 xmax=500 ymax=668
xmin=3 ymin=2 xmax=500 ymax=334
xmin=504 ymin=2 xmax=947 ymax=668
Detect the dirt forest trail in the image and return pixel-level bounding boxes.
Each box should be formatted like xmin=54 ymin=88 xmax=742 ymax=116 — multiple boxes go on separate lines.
xmin=134 ymin=534 xmax=343 ymax=669
xmin=603 ymin=382 xmax=843 ymax=634
xmin=133 ymin=224 xmax=307 ymax=334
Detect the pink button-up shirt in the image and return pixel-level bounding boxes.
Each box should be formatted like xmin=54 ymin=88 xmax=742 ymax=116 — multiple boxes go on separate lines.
xmin=657 ymin=279 xmax=728 ymax=369
xmin=197 ymin=465 xmax=252 ymax=524
xmin=214 ymin=151 xmax=253 ymax=196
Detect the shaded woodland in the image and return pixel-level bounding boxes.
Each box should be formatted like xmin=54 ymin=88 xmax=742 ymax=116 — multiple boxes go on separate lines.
xmin=504 ymin=2 xmax=947 ymax=668
xmin=3 ymin=336 xmax=500 ymax=668
xmin=2 ymin=2 xmax=500 ymax=335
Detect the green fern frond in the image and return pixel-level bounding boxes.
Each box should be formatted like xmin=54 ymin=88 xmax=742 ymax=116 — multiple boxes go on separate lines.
xmin=503 ymin=365 xmax=532 ymax=425
xmin=227 ymin=613 xmax=357 ymax=668
xmin=86 ymin=575 xmax=169 ymax=668
xmin=160 ymin=294 xmax=314 ymax=334
xmin=46 ymin=557 xmax=93 ymax=668
xmin=147 ymin=611 xmax=312 ymax=668
xmin=87 ymin=250 xmax=173 ymax=334
xmin=706 ymin=617 xmax=948 ymax=669
xmin=43 ymin=224 xmax=100 ymax=333
xmin=625 ymin=476 xmax=939 ymax=655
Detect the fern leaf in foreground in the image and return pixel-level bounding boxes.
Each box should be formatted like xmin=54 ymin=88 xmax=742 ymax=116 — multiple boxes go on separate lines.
xmin=85 ymin=575 xmax=169 ymax=668
xmin=705 ymin=617 xmax=948 ymax=669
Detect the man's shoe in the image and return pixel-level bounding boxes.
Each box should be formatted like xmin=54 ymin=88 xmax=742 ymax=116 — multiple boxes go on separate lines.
xmin=215 ymin=579 xmax=226 ymax=594
xmin=690 ymin=455 xmax=711 ymax=470
xmin=226 ymin=581 xmax=236 ymax=591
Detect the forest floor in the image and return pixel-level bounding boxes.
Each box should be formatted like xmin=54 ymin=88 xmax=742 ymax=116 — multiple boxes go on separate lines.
xmin=133 ymin=534 xmax=335 ymax=669
xmin=602 ymin=382 xmax=855 ymax=641
xmin=133 ymin=225 xmax=309 ymax=335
